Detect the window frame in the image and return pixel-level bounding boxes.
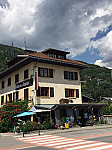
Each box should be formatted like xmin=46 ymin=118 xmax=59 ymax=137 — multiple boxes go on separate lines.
xmin=65 ymin=88 xmax=77 ymax=98
xmin=64 ymin=71 xmax=78 ymax=80
xmin=8 ymin=93 xmax=12 ymax=103
xmin=13 ymin=91 xmax=19 ymax=102
xmin=15 ymin=73 xmax=19 ymax=83
xmin=8 ymin=77 xmax=11 ymax=86
xmin=37 ymin=86 xmax=54 ymax=98
xmin=41 ymin=87 xmax=49 ymax=97
xmin=1 ymin=95 xmax=4 ymax=105
xmin=24 ymin=69 xmax=29 ymax=79
xmin=1 ymin=80 xmax=5 ymax=89
xmin=38 ymin=67 xmax=53 ymax=78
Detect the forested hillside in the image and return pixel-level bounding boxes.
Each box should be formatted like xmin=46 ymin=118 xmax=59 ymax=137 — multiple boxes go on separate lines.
xmin=0 ymin=44 xmax=112 ymax=102
xmin=80 ymin=63 xmax=112 ymax=101
xmin=0 ymin=44 xmax=24 ymax=72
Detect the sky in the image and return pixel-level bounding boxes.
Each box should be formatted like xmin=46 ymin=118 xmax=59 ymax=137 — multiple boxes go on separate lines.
xmin=0 ymin=0 xmax=112 ymax=68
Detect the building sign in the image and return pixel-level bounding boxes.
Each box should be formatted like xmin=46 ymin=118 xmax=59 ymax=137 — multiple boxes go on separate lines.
xmin=35 ymin=67 xmax=38 ymax=90
xmin=16 ymin=78 xmax=33 ymax=90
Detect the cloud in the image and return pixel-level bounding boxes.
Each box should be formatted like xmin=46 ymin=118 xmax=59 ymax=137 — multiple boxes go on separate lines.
xmin=0 ymin=0 xmax=9 ymax=8
xmin=91 ymin=30 xmax=112 ymax=68
xmin=0 ymin=0 xmax=112 ymax=67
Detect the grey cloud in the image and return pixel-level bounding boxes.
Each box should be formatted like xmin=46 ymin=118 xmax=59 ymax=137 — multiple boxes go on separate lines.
xmin=1 ymin=0 xmax=112 ymax=65
xmin=0 ymin=0 xmax=10 ymax=8
xmin=102 ymin=53 xmax=112 ymax=63
xmin=27 ymin=0 xmax=96 ymax=52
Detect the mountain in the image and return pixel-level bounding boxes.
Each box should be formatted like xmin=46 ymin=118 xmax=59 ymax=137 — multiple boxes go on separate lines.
xmin=80 ymin=62 xmax=112 ymax=101
xmin=0 ymin=44 xmax=24 ymax=73
xmin=0 ymin=44 xmax=112 ymax=101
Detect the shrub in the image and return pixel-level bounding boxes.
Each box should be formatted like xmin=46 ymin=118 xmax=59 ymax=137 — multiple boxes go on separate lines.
xmin=0 ymin=100 xmax=29 ymax=133
xmin=61 ymin=117 xmax=65 ymax=126
xmin=100 ymin=117 xmax=105 ymax=124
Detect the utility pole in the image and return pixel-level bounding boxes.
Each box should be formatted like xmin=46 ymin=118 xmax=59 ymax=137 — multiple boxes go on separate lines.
xmin=11 ymin=41 xmax=14 ymax=57
xmin=24 ymin=37 xmax=27 ymax=50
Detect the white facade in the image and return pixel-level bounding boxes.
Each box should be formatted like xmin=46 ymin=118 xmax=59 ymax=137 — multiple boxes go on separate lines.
xmin=0 ymin=50 xmax=84 ymax=107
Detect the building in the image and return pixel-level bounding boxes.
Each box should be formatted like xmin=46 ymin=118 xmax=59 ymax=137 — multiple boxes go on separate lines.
xmin=0 ymin=48 xmax=105 ymax=125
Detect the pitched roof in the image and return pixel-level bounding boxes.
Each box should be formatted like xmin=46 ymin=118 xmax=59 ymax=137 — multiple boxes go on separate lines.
xmin=0 ymin=50 xmax=88 ymax=79
xmin=27 ymin=52 xmax=88 ymax=67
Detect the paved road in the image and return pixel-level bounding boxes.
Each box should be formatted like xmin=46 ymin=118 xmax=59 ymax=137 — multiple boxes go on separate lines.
xmin=86 ymin=135 xmax=112 ymax=143
xmin=15 ymin=134 xmax=112 ymax=150
xmin=1 ymin=126 xmax=112 ymax=150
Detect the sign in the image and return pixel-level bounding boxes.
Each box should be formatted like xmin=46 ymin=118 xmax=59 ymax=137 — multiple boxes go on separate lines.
xmin=16 ymin=78 xmax=33 ymax=90
xmin=35 ymin=67 xmax=38 ymax=90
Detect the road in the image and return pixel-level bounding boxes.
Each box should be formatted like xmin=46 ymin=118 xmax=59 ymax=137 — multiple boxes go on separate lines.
xmin=1 ymin=127 xmax=112 ymax=150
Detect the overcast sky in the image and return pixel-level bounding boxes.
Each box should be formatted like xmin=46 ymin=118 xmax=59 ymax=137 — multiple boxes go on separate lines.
xmin=1 ymin=0 xmax=112 ymax=68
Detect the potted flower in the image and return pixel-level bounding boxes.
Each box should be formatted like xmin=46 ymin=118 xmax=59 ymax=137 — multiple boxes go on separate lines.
xmin=76 ymin=116 xmax=82 ymax=127
xmin=16 ymin=126 xmax=20 ymax=133
xmin=54 ymin=124 xmax=58 ymax=129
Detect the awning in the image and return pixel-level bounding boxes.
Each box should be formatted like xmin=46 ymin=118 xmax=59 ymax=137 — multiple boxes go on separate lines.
xmin=29 ymin=106 xmax=37 ymax=112
xmin=13 ymin=112 xmax=36 ymax=118
xmin=32 ymin=109 xmax=51 ymax=113
xmin=34 ymin=103 xmax=106 ymax=110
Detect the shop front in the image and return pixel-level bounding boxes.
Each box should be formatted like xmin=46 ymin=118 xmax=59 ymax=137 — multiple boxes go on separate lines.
xmin=34 ymin=103 xmax=106 ymax=127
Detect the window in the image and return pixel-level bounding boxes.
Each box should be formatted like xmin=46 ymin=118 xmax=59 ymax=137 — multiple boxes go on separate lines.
xmin=64 ymin=71 xmax=73 ymax=80
xmin=13 ymin=91 xmax=19 ymax=102
xmin=41 ymin=87 xmax=49 ymax=96
xmin=1 ymin=81 xmax=4 ymax=89
xmin=38 ymin=67 xmax=53 ymax=78
xmin=24 ymin=69 xmax=29 ymax=79
xmin=24 ymin=88 xmax=29 ymax=100
xmin=48 ymin=53 xmax=57 ymax=58
xmin=65 ymin=88 xmax=79 ymax=98
xmin=6 ymin=95 xmax=7 ymax=103
xmin=8 ymin=77 xmax=11 ymax=86
xmin=39 ymin=68 xmax=48 ymax=77
xmin=15 ymin=74 xmax=19 ymax=83
xmin=64 ymin=71 xmax=78 ymax=80
xmin=1 ymin=96 xmax=4 ymax=105
xmin=37 ymin=87 xmax=54 ymax=97
xmin=57 ymin=55 xmax=65 ymax=59
xmin=65 ymin=89 xmax=75 ymax=98
xmin=8 ymin=93 xmax=12 ymax=103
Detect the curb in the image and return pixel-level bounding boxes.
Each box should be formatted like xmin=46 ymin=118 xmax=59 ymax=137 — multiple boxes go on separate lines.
xmin=1 ymin=124 xmax=112 ymax=137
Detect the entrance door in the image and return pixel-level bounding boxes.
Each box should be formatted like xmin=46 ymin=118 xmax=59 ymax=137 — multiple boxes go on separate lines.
xmin=24 ymin=88 xmax=28 ymax=100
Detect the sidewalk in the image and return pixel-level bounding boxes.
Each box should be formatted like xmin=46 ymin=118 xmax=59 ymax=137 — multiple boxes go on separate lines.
xmin=1 ymin=124 xmax=112 ymax=137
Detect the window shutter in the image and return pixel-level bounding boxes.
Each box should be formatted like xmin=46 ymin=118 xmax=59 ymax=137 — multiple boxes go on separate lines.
xmin=49 ymin=69 xmax=53 ymax=78
xmin=65 ymin=89 xmax=69 ymax=97
xmin=36 ymin=86 xmax=40 ymax=96
xmin=74 ymin=72 xmax=78 ymax=80
xmin=50 ymin=87 xmax=54 ymax=97
xmin=38 ymin=67 xmax=40 ymax=76
xmin=76 ymin=89 xmax=79 ymax=98
xmin=64 ymin=71 xmax=67 ymax=79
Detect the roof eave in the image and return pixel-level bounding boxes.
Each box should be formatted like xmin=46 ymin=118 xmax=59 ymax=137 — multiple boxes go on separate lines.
xmin=0 ymin=55 xmax=87 ymax=79
xmin=31 ymin=56 xmax=88 ymax=69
